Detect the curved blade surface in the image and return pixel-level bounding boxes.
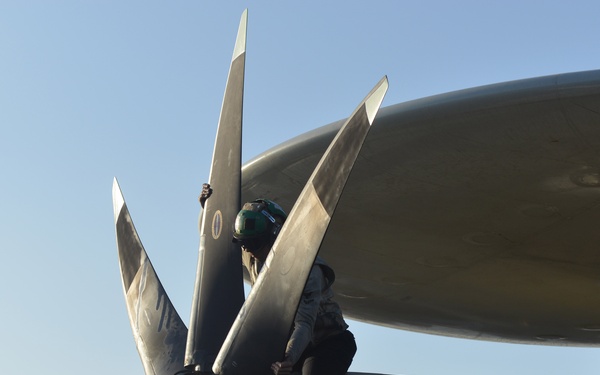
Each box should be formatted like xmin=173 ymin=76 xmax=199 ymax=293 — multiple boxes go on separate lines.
xmin=113 ymin=178 xmax=188 ymax=375
xmin=185 ymin=9 xmax=247 ymax=371
xmin=214 ymin=77 xmax=388 ymax=375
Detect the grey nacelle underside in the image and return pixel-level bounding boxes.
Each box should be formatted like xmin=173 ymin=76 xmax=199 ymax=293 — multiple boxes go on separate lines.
xmin=241 ymin=69 xmax=600 ymax=347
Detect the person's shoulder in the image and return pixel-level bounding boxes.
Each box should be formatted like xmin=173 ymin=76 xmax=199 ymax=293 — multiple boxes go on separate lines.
xmin=313 ymin=257 xmax=335 ymax=287
xmin=314 ymin=256 xmax=328 ymax=267
xmin=303 ymin=263 xmax=325 ymax=293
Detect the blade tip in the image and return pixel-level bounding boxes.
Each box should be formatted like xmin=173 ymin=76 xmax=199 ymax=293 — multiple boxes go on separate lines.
xmin=365 ymin=76 xmax=389 ymax=124
xmin=112 ymin=177 xmax=125 ymax=223
xmin=232 ymin=9 xmax=248 ymax=61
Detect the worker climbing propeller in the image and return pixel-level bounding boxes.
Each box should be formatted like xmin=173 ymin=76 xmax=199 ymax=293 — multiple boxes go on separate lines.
xmin=200 ymin=184 xmax=357 ymax=375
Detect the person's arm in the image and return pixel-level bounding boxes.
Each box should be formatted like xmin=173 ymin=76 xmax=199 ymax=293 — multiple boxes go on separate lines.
xmin=284 ymin=265 xmax=323 ymax=365
xmin=271 ymin=266 xmax=323 ymax=374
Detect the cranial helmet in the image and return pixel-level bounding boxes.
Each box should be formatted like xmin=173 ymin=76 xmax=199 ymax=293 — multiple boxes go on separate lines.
xmin=232 ymin=199 xmax=287 ymax=249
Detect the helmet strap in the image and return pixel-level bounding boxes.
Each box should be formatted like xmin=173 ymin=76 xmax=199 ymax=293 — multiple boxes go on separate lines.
xmin=260 ymin=209 xmax=276 ymax=223
xmin=260 ymin=209 xmax=282 ymax=240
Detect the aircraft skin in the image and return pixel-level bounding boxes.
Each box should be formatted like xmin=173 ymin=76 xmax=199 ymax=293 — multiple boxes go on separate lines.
xmin=241 ymin=69 xmax=600 ymax=347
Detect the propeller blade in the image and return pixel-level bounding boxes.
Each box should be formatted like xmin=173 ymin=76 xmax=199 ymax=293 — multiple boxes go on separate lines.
xmin=113 ymin=178 xmax=188 ymax=375
xmin=213 ymin=77 xmax=389 ymax=375
xmin=184 ymin=9 xmax=247 ymax=372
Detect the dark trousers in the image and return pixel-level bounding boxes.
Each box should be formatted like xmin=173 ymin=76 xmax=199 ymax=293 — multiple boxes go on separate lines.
xmin=292 ymin=330 xmax=357 ymax=375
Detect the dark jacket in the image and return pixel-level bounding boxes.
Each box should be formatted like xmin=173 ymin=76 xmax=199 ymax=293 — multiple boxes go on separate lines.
xmin=242 ymin=253 xmax=349 ymax=364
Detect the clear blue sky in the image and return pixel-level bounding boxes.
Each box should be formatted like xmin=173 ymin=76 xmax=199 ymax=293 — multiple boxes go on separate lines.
xmin=2 ymin=2 xmax=600 ymax=374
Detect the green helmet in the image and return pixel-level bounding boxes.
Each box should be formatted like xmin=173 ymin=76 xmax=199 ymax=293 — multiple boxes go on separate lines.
xmin=232 ymin=199 xmax=287 ymax=246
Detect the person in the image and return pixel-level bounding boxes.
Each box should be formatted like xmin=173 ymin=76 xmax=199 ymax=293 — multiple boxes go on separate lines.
xmin=200 ymin=185 xmax=357 ymax=375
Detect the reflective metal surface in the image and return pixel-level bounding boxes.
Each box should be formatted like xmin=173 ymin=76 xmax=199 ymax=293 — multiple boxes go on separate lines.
xmin=242 ymin=70 xmax=600 ymax=346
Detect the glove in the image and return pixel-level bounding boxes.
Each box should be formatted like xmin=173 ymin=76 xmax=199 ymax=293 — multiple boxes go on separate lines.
xmin=199 ymin=183 xmax=213 ymax=208
xmin=271 ymin=360 xmax=293 ymax=375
